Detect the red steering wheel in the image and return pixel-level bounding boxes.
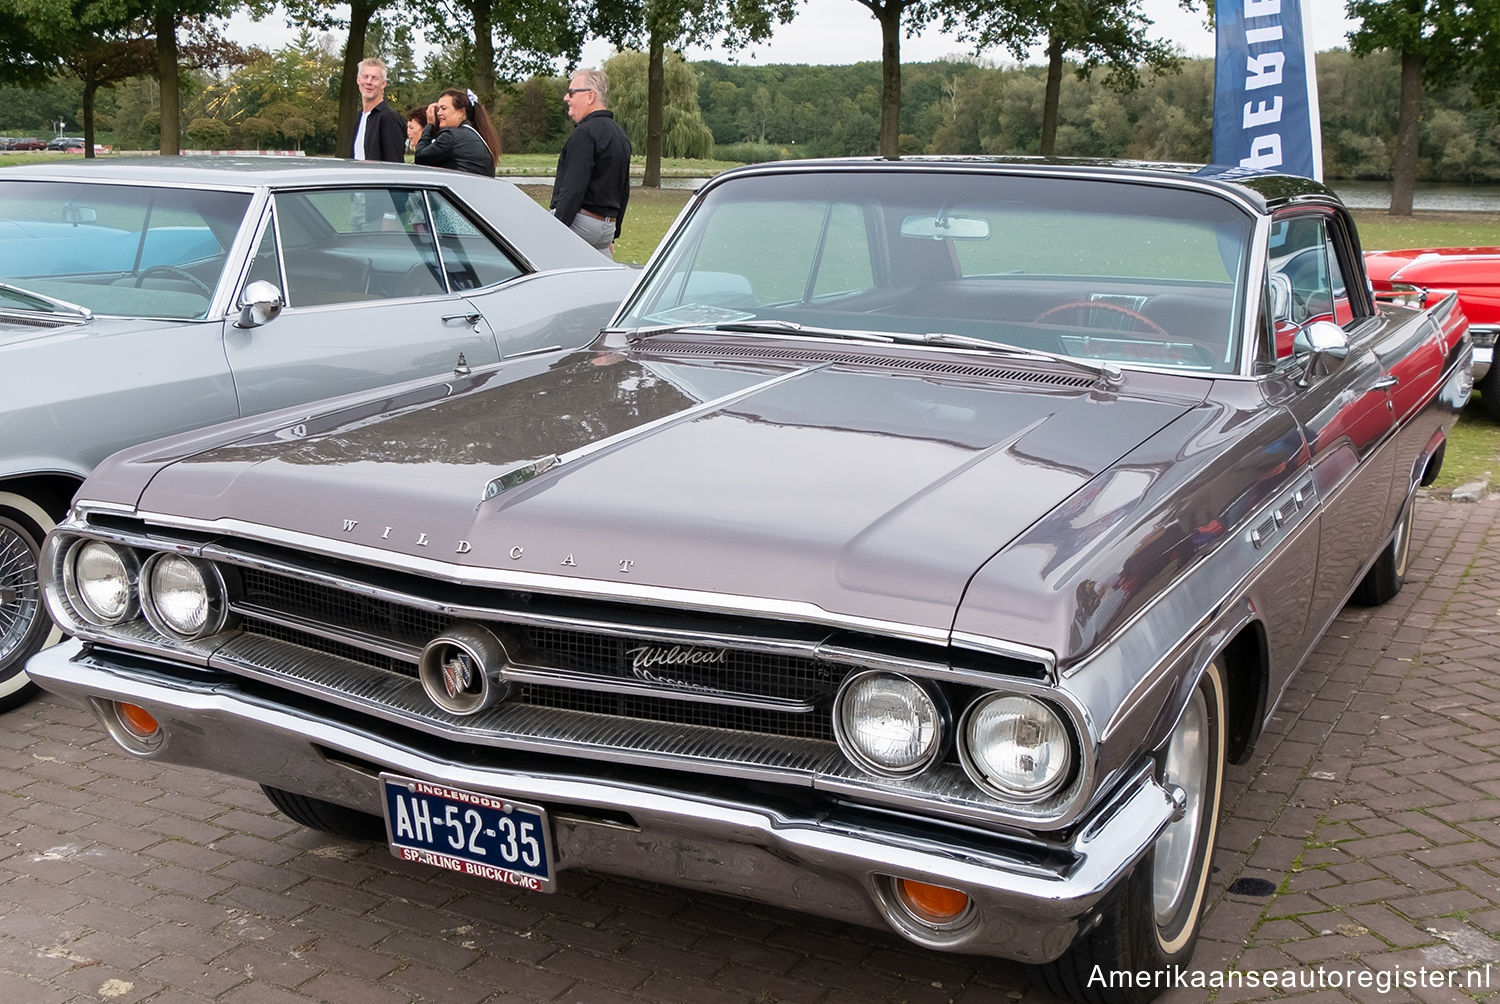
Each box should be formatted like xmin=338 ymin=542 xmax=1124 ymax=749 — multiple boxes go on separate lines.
xmin=1035 ymin=299 xmax=1170 ymax=338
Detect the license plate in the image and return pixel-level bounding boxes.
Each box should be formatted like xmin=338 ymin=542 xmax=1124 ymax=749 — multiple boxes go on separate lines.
xmin=380 ymin=775 xmax=554 ymax=892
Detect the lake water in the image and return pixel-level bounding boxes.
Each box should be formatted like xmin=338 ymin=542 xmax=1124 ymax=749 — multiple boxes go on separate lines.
xmin=1318 ymin=180 xmax=1500 ymax=212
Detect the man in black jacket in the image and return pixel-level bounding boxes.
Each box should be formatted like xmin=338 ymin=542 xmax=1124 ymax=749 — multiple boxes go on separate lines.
xmin=352 ymin=58 xmax=405 ymax=164
xmin=551 ymin=69 xmax=632 ymax=258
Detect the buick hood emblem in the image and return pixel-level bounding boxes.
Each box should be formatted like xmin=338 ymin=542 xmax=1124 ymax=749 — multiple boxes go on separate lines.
xmin=441 ymin=652 xmax=476 ymax=700
xmin=417 ymin=623 xmax=510 ymax=716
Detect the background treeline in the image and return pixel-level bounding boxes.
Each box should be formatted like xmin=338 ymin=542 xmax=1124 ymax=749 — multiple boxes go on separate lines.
xmin=4 ymin=37 xmax=1498 ymax=184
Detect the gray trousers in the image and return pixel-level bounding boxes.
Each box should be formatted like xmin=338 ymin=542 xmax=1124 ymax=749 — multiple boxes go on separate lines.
xmin=568 ymin=214 xmax=615 ymax=257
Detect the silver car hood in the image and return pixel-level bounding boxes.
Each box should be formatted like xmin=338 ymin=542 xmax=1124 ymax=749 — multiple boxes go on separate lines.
xmin=100 ymin=348 xmax=1202 ymax=635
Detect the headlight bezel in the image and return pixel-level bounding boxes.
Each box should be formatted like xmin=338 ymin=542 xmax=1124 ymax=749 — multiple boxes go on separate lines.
xmin=958 ymin=692 xmax=1076 ymax=802
xmin=61 ymin=539 xmax=140 ymax=627
xmin=139 ymin=551 xmax=230 ymax=640
xmin=832 ymin=670 xmax=949 ymax=779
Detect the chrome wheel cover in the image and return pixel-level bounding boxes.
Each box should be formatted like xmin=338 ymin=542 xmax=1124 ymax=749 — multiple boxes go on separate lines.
xmin=1394 ymin=499 xmax=1414 ymax=580
xmin=0 ymin=518 xmax=41 ymax=666
xmin=1152 ymin=685 xmax=1209 ymax=927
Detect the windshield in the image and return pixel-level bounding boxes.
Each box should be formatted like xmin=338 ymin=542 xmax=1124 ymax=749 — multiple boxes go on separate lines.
xmin=618 ymin=171 xmax=1253 ymax=374
xmin=0 ymin=181 xmax=252 ymax=320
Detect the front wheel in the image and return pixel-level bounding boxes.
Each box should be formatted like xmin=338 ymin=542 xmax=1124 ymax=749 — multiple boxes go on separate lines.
xmin=0 ymin=493 xmax=60 ymax=712
xmin=1480 ymin=362 xmax=1500 ymax=421
xmin=1035 ymin=662 xmax=1227 ymax=1004
xmin=261 ymin=785 xmax=385 ymax=841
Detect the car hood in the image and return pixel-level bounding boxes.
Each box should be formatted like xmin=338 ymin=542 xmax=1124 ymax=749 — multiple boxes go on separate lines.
xmin=113 ymin=346 xmax=1202 ymax=636
xmin=1366 ymin=246 xmax=1500 ymax=285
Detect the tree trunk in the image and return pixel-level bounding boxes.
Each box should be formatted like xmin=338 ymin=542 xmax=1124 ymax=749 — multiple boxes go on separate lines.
xmin=337 ymin=0 xmax=373 ymax=160
xmin=153 ymin=6 xmax=179 ymax=155
xmin=472 ymin=1 xmax=496 ymax=109
xmin=1390 ymin=49 xmax=1424 ymax=217
xmin=877 ymin=2 xmax=901 ymax=158
xmin=82 ymin=77 xmax=98 ymax=159
xmin=645 ymin=30 xmax=664 ymax=188
xmin=1040 ymin=31 xmax=1064 ymax=157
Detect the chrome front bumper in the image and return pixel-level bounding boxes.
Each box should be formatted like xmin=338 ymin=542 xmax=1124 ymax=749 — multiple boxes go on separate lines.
xmin=29 ymin=640 xmax=1177 ymax=964
xmin=1472 ymin=327 xmax=1495 ymax=381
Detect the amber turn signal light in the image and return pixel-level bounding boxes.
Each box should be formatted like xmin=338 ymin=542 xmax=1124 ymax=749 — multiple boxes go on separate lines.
xmin=116 ymin=702 xmax=160 ymax=740
xmin=897 ymin=878 xmax=971 ymax=923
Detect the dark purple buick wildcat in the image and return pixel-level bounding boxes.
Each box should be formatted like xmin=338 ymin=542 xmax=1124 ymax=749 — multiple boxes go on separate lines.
xmin=28 ymin=159 xmax=1470 ymax=1001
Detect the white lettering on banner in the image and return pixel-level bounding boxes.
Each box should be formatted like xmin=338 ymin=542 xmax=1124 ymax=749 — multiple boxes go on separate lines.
xmin=1244 ymin=96 xmax=1283 ymax=129
xmin=1246 ymin=52 xmax=1285 ymax=90
xmin=1243 ymin=134 xmax=1283 ymax=169
xmin=1239 ymin=1 xmax=1286 ymax=169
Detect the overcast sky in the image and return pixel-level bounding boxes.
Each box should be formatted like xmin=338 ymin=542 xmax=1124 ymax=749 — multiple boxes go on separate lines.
xmin=231 ymin=1 xmax=1360 ymax=69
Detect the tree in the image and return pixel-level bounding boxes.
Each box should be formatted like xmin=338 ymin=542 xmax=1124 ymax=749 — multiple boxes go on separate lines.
xmin=286 ymin=0 xmax=399 ymax=158
xmin=591 ymin=0 xmax=799 ymax=186
xmin=1347 ymin=0 xmax=1498 ymax=215
xmin=4 ymin=2 xmax=150 ymax=156
xmin=942 ymin=1 xmax=1186 ymax=156
xmin=606 ymin=47 xmax=714 ymax=157
xmin=146 ymin=2 xmax=237 ymax=155
xmin=843 ymin=0 xmax=951 ymax=158
xmin=421 ymin=0 xmax=584 ymax=109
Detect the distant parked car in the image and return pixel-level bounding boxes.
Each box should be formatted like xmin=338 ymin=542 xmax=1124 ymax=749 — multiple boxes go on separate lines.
xmin=0 ymin=156 xmax=636 ymax=710
xmin=45 ymin=136 xmax=83 ymax=151
xmin=1366 ymin=246 xmax=1498 ymax=417
xmin=7 ymin=138 xmax=45 ymax=151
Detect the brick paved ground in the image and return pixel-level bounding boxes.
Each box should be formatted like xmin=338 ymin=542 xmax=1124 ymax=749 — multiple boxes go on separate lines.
xmin=1 ymin=495 xmax=1497 ymax=1004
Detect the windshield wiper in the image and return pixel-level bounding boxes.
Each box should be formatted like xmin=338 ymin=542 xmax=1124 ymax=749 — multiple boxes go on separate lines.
xmin=909 ymin=331 xmax=1124 ymax=386
xmin=611 ymin=319 xmax=898 ymax=344
xmin=711 ymin=320 xmax=897 ymax=342
xmin=0 ymin=281 xmax=92 ymax=322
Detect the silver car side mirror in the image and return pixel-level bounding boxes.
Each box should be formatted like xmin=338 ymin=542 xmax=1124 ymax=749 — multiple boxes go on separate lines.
xmin=236 ymin=280 xmax=285 ymax=328
xmin=1294 ymin=319 xmax=1350 ymax=382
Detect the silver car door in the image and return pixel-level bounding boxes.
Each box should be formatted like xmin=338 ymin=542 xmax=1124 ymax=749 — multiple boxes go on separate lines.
xmin=223 ymin=187 xmax=501 ymax=418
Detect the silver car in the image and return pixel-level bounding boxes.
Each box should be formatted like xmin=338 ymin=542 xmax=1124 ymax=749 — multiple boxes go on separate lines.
xmin=0 ymin=156 xmax=637 ymax=708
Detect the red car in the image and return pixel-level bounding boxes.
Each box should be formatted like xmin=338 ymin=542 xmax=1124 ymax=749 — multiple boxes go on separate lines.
xmin=1366 ymin=246 xmax=1498 ymax=417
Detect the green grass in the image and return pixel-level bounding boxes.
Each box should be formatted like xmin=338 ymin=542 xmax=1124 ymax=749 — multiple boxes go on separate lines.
xmin=498 ymin=153 xmax=742 ymax=177
xmin=1431 ymin=396 xmax=1500 ymax=492
xmin=1352 ymin=210 xmax=1500 ymax=250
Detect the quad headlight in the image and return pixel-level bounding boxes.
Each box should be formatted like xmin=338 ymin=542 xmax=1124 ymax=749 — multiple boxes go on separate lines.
xmin=834 ymin=671 xmax=945 ymax=777
xmin=141 ymin=553 xmax=227 ymax=639
xmin=63 ymin=540 xmax=138 ymax=626
xmin=959 ymin=694 xmax=1073 ymax=800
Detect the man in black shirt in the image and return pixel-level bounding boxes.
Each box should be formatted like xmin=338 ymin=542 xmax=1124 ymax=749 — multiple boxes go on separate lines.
xmin=352 ymin=58 xmax=405 ymax=164
xmin=551 ymin=69 xmax=632 ymax=258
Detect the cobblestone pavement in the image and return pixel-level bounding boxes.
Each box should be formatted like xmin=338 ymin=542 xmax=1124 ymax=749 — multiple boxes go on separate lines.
xmin=2 ymin=496 xmax=1498 ymax=1004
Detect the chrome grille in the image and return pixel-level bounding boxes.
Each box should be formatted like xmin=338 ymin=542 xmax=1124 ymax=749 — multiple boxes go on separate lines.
xmin=233 ymin=566 xmax=848 ymax=740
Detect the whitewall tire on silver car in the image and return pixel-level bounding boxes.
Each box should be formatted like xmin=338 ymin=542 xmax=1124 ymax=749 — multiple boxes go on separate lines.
xmin=1036 ymin=661 xmax=1226 ymax=1004
xmin=0 ymin=492 xmax=60 ymax=711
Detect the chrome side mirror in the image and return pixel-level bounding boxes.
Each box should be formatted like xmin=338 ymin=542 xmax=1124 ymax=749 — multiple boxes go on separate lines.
xmin=236 ymin=280 xmax=284 ymax=328
xmin=1294 ymin=319 xmax=1350 ymax=382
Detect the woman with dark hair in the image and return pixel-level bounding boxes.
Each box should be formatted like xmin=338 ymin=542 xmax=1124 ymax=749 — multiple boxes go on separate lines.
xmin=405 ymin=106 xmax=427 ymax=153
xmin=414 ymin=88 xmax=499 ymax=177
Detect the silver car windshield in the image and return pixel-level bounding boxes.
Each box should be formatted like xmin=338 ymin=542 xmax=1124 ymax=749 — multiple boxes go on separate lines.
xmin=0 ymin=181 xmax=252 ymax=320
xmin=618 ymin=171 xmax=1254 ymax=374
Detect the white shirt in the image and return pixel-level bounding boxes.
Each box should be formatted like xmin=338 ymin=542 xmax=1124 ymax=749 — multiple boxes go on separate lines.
xmin=353 ymin=109 xmax=370 ymax=160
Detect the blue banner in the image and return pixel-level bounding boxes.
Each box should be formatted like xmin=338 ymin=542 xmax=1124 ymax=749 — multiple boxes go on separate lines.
xmin=1212 ymin=0 xmax=1323 ymax=181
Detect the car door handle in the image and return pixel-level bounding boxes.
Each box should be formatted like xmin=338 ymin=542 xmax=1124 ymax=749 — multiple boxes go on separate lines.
xmin=441 ymin=312 xmax=481 ymax=325
xmin=1372 ymin=375 xmax=1399 ymax=389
